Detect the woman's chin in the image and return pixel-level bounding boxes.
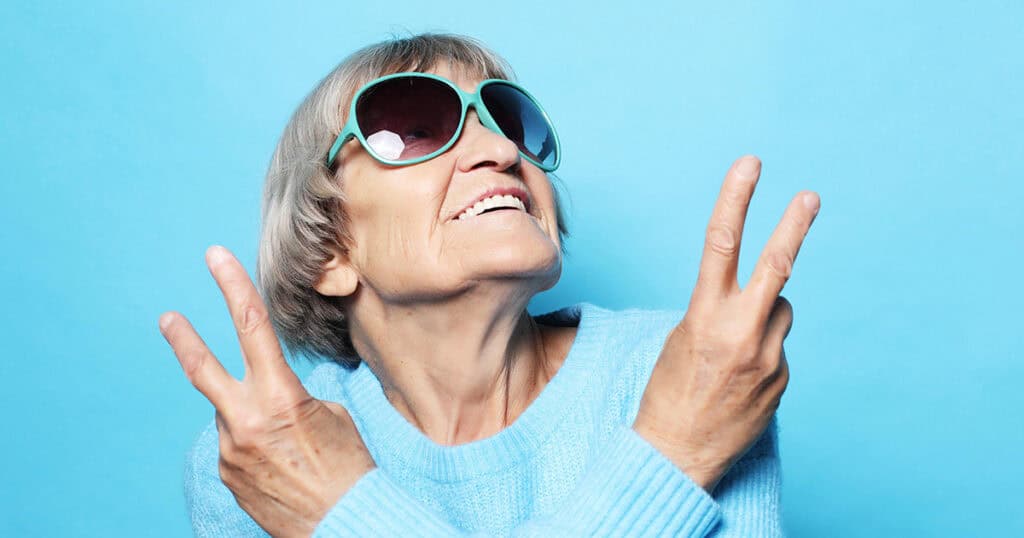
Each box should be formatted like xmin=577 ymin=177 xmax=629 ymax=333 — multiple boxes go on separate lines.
xmin=459 ymin=241 xmax=562 ymax=288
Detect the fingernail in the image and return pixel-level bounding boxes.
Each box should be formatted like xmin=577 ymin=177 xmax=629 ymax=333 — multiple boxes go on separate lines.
xmin=735 ymin=156 xmax=760 ymax=179
xmin=158 ymin=312 xmax=175 ymax=332
xmin=802 ymin=192 xmax=820 ymax=214
xmin=206 ymin=245 xmax=230 ymax=266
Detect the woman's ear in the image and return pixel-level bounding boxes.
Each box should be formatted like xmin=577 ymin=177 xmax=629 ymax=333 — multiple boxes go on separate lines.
xmin=314 ymin=251 xmax=359 ymax=297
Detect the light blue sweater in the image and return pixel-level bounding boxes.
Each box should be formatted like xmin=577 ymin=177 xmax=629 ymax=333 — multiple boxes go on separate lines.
xmin=186 ymin=303 xmax=782 ymax=536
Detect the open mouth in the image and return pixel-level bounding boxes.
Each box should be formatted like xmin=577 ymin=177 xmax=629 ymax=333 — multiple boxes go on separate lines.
xmin=455 ymin=193 xmax=529 ymax=221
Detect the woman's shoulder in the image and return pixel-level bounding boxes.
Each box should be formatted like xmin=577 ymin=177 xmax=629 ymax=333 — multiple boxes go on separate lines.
xmin=534 ymin=303 xmax=687 ymax=420
xmin=536 ymin=302 xmax=685 ymax=354
xmin=293 ymin=360 xmax=365 ymax=409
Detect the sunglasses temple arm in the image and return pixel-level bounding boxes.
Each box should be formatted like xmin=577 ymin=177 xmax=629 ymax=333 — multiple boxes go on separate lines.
xmin=326 ymin=133 xmax=348 ymax=168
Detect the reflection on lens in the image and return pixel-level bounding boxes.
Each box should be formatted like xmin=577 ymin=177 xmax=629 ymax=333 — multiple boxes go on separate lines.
xmin=481 ymin=83 xmax=557 ymax=168
xmin=365 ymin=130 xmax=405 ymax=160
xmin=356 ymin=77 xmax=461 ymax=161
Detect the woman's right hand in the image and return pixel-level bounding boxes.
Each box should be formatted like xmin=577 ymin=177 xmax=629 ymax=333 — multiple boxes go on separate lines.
xmin=634 ymin=155 xmax=819 ymax=493
xmin=160 ymin=246 xmax=375 ymax=538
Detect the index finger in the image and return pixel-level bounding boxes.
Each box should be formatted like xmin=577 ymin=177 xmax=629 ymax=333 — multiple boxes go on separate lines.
xmin=159 ymin=311 xmax=236 ymax=409
xmin=205 ymin=245 xmax=295 ymax=384
xmin=692 ymin=156 xmax=762 ymax=305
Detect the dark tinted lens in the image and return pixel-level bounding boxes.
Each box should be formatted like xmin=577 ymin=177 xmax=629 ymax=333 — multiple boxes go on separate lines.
xmin=356 ymin=77 xmax=461 ymax=161
xmin=480 ymin=83 xmax=557 ymax=168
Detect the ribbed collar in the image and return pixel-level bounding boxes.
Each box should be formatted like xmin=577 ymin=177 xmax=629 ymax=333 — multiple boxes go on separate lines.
xmin=336 ymin=302 xmax=611 ymax=483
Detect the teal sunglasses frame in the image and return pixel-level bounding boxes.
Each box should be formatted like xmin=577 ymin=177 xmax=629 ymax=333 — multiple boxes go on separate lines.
xmin=325 ymin=72 xmax=561 ymax=171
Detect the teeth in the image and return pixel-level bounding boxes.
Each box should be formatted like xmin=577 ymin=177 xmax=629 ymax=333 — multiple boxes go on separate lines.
xmin=456 ymin=194 xmax=526 ymax=221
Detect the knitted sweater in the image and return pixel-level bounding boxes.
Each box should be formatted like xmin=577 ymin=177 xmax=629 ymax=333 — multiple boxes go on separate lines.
xmin=185 ymin=303 xmax=783 ymax=536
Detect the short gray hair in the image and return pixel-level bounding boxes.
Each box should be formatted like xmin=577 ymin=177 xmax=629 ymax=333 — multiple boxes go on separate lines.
xmin=257 ymin=33 xmax=570 ymax=367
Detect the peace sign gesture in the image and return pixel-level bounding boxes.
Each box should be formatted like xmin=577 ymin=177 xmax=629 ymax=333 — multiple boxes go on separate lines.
xmin=634 ymin=155 xmax=819 ymax=493
xmin=159 ymin=246 xmax=374 ymax=537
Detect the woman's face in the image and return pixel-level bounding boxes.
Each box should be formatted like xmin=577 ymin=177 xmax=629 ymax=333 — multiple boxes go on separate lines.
xmin=323 ymin=63 xmax=563 ymax=304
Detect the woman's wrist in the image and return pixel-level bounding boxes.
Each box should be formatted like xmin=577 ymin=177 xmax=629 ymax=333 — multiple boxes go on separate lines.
xmin=632 ymin=420 xmax=725 ymax=493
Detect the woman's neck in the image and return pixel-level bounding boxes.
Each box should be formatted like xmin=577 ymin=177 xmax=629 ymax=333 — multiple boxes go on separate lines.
xmin=346 ymin=287 xmax=563 ymax=446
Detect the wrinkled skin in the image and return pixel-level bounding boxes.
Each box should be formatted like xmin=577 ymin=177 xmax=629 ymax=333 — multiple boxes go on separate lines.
xmin=160 ymin=247 xmax=375 ymax=537
xmin=160 ymin=88 xmax=818 ymax=533
xmin=160 ymin=64 xmax=566 ymax=536
xmin=634 ymin=155 xmax=818 ymax=492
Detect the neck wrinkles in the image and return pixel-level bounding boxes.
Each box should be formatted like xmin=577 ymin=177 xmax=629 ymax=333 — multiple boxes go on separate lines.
xmin=346 ymin=288 xmax=554 ymax=446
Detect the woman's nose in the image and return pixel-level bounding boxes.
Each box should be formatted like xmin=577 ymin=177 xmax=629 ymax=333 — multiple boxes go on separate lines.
xmin=454 ymin=110 xmax=521 ymax=173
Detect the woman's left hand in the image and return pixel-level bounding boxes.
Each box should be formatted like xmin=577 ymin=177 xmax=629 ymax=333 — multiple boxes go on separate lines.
xmin=159 ymin=246 xmax=375 ymax=538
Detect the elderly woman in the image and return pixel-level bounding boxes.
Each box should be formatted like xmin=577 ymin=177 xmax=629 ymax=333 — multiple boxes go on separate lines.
xmin=160 ymin=34 xmax=818 ymax=537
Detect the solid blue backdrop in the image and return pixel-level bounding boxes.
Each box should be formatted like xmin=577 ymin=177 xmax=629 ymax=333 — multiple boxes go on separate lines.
xmin=2 ymin=1 xmax=1021 ymax=536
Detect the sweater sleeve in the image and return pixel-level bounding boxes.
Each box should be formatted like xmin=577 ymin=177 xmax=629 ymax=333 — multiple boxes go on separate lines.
xmin=314 ymin=425 xmax=721 ymax=537
xmin=184 ymin=416 xmax=785 ymax=538
xmin=315 ymin=418 xmax=784 ymax=537
xmin=185 ymin=422 xmax=720 ymax=538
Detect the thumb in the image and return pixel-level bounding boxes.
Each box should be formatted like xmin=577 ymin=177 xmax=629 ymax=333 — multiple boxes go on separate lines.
xmin=762 ymin=296 xmax=794 ymax=347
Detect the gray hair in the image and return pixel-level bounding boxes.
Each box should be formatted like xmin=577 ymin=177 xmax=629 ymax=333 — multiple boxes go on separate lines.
xmin=257 ymin=33 xmax=570 ymax=367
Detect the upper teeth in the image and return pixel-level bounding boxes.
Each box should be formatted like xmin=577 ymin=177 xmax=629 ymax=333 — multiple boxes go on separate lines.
xmin=456 ymin=194 xmax=526 ymax=220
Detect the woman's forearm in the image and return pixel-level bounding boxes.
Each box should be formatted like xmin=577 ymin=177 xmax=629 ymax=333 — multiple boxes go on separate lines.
xmin=187 ymin=415 xmax=781 ymax=538
xmin=315 ymin=425 xmax=721 ymax=537
xmin=316 ymin=420 xmax=783 ymax=537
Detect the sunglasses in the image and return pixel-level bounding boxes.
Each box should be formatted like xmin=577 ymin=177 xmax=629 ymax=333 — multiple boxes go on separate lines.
xmin=326 ymin=72 xmax=561 ymax=171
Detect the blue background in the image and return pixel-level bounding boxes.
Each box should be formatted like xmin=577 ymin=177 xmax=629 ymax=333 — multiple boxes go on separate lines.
xmin=3 ymin=1 xmax=1021 ymax=536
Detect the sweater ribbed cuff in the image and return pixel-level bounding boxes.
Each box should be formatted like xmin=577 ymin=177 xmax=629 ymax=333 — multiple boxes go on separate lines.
xmin=534 ymin=425 xmax=722 ymax=537
xmin=313 ymin=469 xmax=458 ymax=537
